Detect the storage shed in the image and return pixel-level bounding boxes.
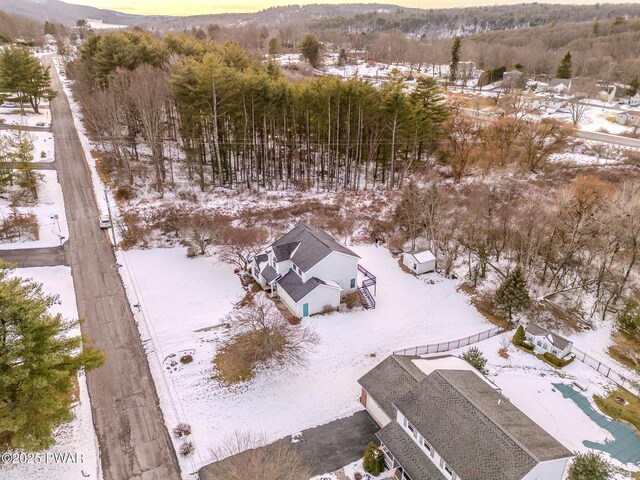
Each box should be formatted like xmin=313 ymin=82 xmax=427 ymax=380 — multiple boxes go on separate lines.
xmin=402 ymin=249 xmax=436 ymax=274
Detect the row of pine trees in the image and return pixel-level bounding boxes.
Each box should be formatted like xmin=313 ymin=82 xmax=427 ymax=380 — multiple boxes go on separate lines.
xmin=75 ymin=31 xmax=449 ymax=191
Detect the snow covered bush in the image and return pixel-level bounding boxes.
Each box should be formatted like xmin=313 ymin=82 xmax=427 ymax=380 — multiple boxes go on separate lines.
xmin=363 ymin=442 xmax=386 ymax=476
xmin=568 ymin=452 xmax=612 ymax=480
xmin=461 ymin=346 xmax=488 ymax=374
xmin=172 ymin=423 xmax=192 ymax=438
xmin=213 ymin=295 xmax=319 ymax=384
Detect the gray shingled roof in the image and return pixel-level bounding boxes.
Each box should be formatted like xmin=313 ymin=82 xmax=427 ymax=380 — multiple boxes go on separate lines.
xmin=549 ymin=78 xmax=571 ymax=88
xmin=261 ymin=265 xmax=279 ymax=283
xmin=277 ymin=270 xmax=326 ymax=302
xmin=270 ymin=223 xmax=359 ymax=272
xmin=357 ymin=355 xmax=425 ymax=420
xmin=525 ymin=324 xmax=572 ymax=350
xmin=394 ymin=369 xmax=573 ymax=480
xmin=376 ymin=422 xmax=447 ymax=480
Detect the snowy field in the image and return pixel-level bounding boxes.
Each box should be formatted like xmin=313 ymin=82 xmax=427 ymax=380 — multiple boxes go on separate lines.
xmin=30 ymin=131 xmax=55 ymax=162
xmin=0 ymin=170 xmax=68 ymax=250
xmin=0 ymin=107 xmax=51 ymax=128
xmin=116 ymin=244 xmax=491 ymax=472
xmin=0 ymin=266 xmax=101 ymax=480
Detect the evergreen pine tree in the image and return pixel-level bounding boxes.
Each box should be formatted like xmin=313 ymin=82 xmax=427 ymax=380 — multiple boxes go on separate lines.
xmin=568 ymin=452 xmax=612 ymax=480
xmin=449 ymin=36 xmax=462 ymax=83
xmin=629 ymin=75 xmax=639 ymax=96
xmin=556 ymin=51 xmax=573 ymax=79
xmin=363 ymin=442 xmax=386 ymax=476
xmin=267 ymin=37 xmax=281 ymax=57
xmin=494 ymin=267 xmax=530 ymax=321
xmin=300 ymin=34 xmax=322 ymax=68
xmin=0 ymin=264 xmax=104 ymax=450
xmin=616 ymin=299 xmax=640 ymax=341
xmin=338 ymin=48 xmax=348 ymax=66
xmin=461 ymin=346 xmax=488 ymax=374
xmin=512 ymin=325 xmax=525 ymax=346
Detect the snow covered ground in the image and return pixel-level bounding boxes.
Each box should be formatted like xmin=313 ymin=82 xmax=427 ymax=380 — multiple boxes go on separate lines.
xmin=0 ymin=108 xmax=51 ymax=128
xmin=312 ymin=458 xmax=386 ymax=480
xmin=0 ymin=266 xmax=101 ymax=480
xmin=116 ymin=244 xmax=491 ymax=472
xmin=30 ymin=131 xmax=55 ymax=162
xmin=0 ymin=170 xmax=68 ymax=250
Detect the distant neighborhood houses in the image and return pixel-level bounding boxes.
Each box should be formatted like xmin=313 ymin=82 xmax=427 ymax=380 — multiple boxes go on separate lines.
xmin=358 ymin=355 xmax=573 ymax=480
xmin=616 ymin=110 xmax=640 ymax=127
xmin=251 ymin=223 xmax=361 ymax=318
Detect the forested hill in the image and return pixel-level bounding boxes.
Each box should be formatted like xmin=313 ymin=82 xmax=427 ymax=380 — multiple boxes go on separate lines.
xmin=0 ymin=10 xmax=42 ymax=43
xmin=310 ymin=3 xmax=640 ymax=37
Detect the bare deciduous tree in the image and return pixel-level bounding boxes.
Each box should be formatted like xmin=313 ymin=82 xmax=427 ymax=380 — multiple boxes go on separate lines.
xmin=218 ymin=226 xmax=269 ymax=270
xmin=205 ymin=431 xmax=314 ymax=480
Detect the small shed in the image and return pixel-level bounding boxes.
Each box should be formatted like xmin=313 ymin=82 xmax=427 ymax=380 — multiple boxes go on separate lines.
xmin=403 ymin=249 xmax=436 ymax=274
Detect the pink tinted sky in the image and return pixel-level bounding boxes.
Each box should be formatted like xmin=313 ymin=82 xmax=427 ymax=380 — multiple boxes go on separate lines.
xmin=66 ymin=0 xmax=619 ymax=16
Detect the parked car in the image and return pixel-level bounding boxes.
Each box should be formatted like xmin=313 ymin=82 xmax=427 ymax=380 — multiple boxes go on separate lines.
xmin=1 ymin=103 xmax=17 ymax=108
xmin=99 ymin=214 xmax=112 ymax=229
xmin=36 ymin=122 xmax=46 ymax=127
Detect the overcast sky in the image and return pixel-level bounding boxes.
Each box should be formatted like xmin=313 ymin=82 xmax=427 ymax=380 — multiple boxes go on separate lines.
xmin=66 ymin=0 xmax=623 ymax=16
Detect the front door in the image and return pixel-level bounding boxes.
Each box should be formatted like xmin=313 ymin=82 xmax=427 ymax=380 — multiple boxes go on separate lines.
xmin=302 ymin=303 xmax=309 ymax=317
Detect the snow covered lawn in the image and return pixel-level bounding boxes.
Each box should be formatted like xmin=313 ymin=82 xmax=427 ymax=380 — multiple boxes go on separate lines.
xmin=116 ymin=244 xmax=491 ymax=471
xmin=0 ymin=266 xmax=100 ymax=480
xmin=0 ymin=170 xmax=68 ymax=250
xmin=30 ymin=131 xmax=55 ymax=162
xmin=0 ymin=108 xmax=51 ymax=128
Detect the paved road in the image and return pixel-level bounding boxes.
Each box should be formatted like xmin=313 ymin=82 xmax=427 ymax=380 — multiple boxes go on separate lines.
xmin=575 ymin=129 xmax=640 ymax=149
xmin=44 ymin=56 xmax=181 ymax=480
xmin=0 ymin=244 xmax=67 ymax=267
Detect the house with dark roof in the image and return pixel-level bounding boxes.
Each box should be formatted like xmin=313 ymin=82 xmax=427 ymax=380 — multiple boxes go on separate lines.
xmin=524 ymin=324 xmax=573 ymax=359
xmin=358 ymin=355 xmax=573 ymax=480
xmin=251 ymin=223 xmax=360 ymax=317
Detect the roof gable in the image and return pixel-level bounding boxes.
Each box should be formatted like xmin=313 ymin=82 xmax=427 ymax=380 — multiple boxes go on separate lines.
xmin=394 ymin=370 xmax=572 ymax=480
xmin=271 ymin=223 xmax=359 ymax=271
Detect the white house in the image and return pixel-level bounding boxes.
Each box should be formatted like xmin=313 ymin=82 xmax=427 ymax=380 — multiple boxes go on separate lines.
xmin=544 ymin=96 xmax=568 ymax=110
xmin=616 ymin=111 xmax=640 ymax=127
xmin=402 ymin=249 xmax=436 ymax=275
xmin=619 ymin=93 xmax=640 ymax=106
xmin=358 ymin=355 xmax=573 ymax=480
xmin=524 ymin=324 xmax=573 ymax=359
xmin=251 ymin=223 xmax=360 ymax=317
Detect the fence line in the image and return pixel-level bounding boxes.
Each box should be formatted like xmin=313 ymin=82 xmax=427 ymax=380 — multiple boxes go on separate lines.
xmin=572 ymin=346 xmax=640 ymax=396
xmin=393 ymin=326 xmax=504 ymax=357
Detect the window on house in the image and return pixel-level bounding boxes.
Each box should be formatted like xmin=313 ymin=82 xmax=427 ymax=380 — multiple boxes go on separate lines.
xmin=444 ymin=465 xmax=453 ymax=477
xmin=407 ymin=423 xmax=414 ymax=434
xmin=422 ymin=439 xmax=431 ymax=453
xmin=543 ymin=343 xmax=548 ymax=350
xmin=537 ymin=340 xmax=542 ymax=346
xmin=350 ymin=278 xmax=356 ymax=288
xmin=439 ymin=458 xmax=444 ymax=468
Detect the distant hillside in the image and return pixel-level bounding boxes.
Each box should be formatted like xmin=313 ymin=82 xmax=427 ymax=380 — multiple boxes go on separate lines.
xmin=0 ymin=10 xmax=42 ymax=42
xmin=310 ymin=3 xmax=640 ymax=37
xmin=0 ymin=0 xmax=163 ymax=27
xmin=134 ymin=4 xmax=418 ymax=30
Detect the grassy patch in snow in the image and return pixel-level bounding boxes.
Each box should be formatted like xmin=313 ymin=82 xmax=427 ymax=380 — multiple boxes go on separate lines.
xmin=594 ymin=388 xmax=640 ymax=434
xmin=608 ymin=333 xmax=640 ymax=373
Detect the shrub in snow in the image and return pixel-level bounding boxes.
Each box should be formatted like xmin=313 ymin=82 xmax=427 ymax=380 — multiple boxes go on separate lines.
xmin=494 ymin=267 xmax=530 ymax=321
xmin=179 ymin=441 xmax=194 ymax=456
xmin=173 ymin=423 xmax=192 ymax=438
xmin=461 ymin=346 xmax=488 ymax=374
xmin=617 ymin=299 xmax=640 ymax=342
xmin=180 ymin=354 xmax=193 ymax=364
xmin=512 ymin=325 xmax=525 ymax=346
xmin=40 ymin=150 xmax=46 ymax=158
xmin=363 ymin=442 xmax=386 ymax=476
xmin=568 ymin=452 xmax=612 ymax=480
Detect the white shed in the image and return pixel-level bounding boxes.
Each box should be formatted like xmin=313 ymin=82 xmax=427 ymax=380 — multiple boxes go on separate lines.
xmin=403 ymin=249 xmax=436 ymax=274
